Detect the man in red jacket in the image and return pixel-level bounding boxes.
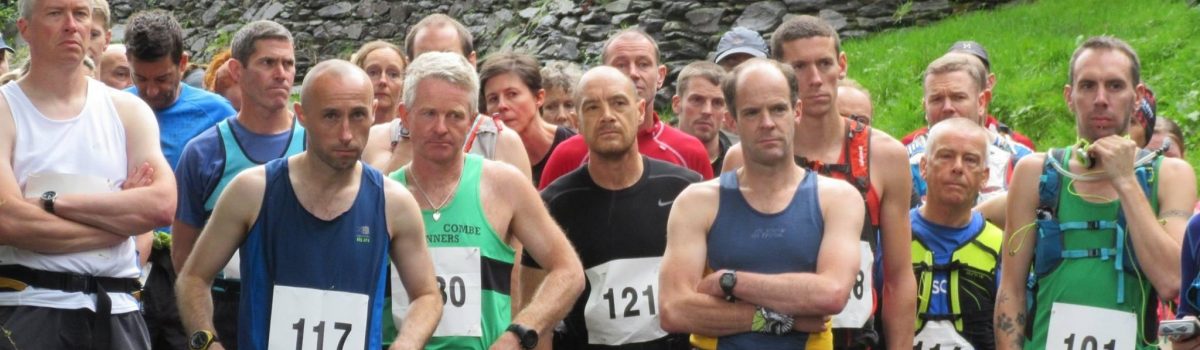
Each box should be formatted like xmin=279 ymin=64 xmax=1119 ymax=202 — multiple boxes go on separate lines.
xmin=537 ymin=29 xmax=713 ymax=188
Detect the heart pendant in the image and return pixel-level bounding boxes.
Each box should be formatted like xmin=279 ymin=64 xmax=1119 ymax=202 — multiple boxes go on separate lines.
xmin=432 ymin=211 xmax=441 ymax=222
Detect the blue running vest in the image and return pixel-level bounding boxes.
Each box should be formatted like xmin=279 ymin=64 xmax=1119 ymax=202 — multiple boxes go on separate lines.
xmin=203 ymin=119 xmax=307 ymax=211
xmin=706 ymin=170 xmax=827 ymax=349
xmin=238 ymin=159 xmax=391 ymax=350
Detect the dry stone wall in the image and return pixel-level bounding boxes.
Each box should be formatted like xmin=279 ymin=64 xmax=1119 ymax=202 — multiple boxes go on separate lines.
xmin=111 ymin=0 xmax=1010 ymax=107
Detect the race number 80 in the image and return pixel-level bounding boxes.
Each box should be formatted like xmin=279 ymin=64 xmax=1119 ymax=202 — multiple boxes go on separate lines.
xmin=436 ymin=275 xmax=467 ymax=307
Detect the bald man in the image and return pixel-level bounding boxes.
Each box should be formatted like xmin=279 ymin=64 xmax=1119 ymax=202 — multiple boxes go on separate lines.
xmin=98 ymin=44 xmax=132 ymax=89
xmin=176 ymin=60 xmax=441 ymax=350
xmin=836 ymin=79 xmax=873 ymax=122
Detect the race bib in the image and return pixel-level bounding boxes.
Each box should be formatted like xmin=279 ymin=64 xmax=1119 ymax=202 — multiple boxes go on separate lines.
xmin=267 ymin=285 xmax=368 ymax=350
xmin=1045 ymin=302 xmax=1135 ymax=350
xmin=429 ymin=247 xmax=483 ymax=337
xmin=832 ymin=241 xmax=874 ymax=328
xmin=583 ymin=257 xmax=668 ymax=346
xmin=913 ymin=320 xmax=974 ymax=350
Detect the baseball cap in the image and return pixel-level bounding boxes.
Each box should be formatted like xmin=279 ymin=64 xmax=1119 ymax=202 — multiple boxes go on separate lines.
xmin=948 ymin=40 xmax=989 ymax=70
xmin=714 ymin=27 xmax=769 ymax=64
xmin=0 ymin=33 xmax=14 ymax=55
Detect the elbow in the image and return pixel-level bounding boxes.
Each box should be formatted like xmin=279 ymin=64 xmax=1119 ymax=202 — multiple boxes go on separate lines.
xmin=151 ymin=207 xmax=175 ymax=228
xmin=1158 ymin=279 xmax=1180 ymax=301
xmin=816 ymin=284 xmax=851 ymax=315
xmin=149 ymin=198 xmax=176 ymax=228
xmin=658 ymin=298 xmax=690 ymax=333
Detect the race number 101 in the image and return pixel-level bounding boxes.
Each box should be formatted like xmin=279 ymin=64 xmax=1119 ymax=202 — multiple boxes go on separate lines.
xmin=1062 ymin=333 xmax=1115 ymax=350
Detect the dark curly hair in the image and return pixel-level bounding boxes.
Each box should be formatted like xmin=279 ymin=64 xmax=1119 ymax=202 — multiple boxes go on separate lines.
xmin=124 ymin=9 xmax=184 ymax=64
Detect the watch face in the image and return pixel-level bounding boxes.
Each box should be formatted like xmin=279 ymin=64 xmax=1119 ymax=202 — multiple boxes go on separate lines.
xmin=190 ymin=332 xmax=209 ymax=349
xmin=520 ymin=331 xmax=538 ymax=349
xmin=720 ymin=272 xmax=735 ymax=287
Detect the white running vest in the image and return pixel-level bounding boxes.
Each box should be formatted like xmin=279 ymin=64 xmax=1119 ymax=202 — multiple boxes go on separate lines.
xmin=0 ymin=79 xmax=140 ymax=313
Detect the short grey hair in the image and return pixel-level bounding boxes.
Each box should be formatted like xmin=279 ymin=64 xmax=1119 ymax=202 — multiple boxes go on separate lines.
xmin=403 ymin=51 xmax=479 ymax=116
xmin=924 ymin=53 xmax=988 ymax=93
xmin=18 ymin=0 xmax=35 ymax=20
xmin=231 ymin=20 xmax=293 ymax=64
xmin=541 ymin=61 xmax=583 ymax=94
xmin=926 ymin=117 xmax=990 ymax=163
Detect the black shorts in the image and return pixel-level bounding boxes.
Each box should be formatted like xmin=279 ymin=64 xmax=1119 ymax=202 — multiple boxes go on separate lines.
xmin=0 ymin=305 xmax=150 ymax=350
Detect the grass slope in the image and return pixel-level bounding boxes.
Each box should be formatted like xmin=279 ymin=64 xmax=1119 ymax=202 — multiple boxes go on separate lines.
xmin=842 ymin=0 xmax=1200 ymax=166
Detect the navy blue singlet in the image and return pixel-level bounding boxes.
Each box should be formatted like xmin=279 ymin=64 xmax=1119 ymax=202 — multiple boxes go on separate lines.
xmin=238 ymin=159 xmax=390 ymax=350
xmin=706 ymin=170 xmax=825 ymax=349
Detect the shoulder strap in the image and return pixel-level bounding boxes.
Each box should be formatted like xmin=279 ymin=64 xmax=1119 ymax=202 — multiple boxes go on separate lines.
xmin=843 ymin=118 xmax=872 ymax=194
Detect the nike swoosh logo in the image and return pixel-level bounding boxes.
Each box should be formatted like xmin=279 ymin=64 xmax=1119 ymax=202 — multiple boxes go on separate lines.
xmin=658 ymin=199 xmax=674 ymax=207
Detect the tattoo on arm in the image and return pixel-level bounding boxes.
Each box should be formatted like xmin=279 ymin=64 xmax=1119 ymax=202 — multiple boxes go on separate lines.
xmin=1162 ymin=210 xmax=1193 ymax=220
xmin=998 ymin=314 xmax=1014 ymax=333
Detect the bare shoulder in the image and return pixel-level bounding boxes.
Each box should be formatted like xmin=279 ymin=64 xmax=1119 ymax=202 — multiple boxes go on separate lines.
xmin=108 ymin=86 xmax=155 ymax=119
xmin=497 ymin=124 xmax=522 ymax=141
xmin=675 ymin=177 xmax=721 ymax=208
xmin=381 ymin=174 xmax=419 ymax=210
xmin=816 ymin=173 xmax=862 ymax=201
xmin=868 ymin=127 xmax=906 ymax=161
xmin=366 ymin=122 xmax=393 ymax=146
xmin=1159 ymin=156 xmax=1195 ymax=177
xmin=1012 ymin=152 xmax=1047 ymax=176
xmin=480 ymin=158 xmax=537 ymax=206
xmin=227 ymin=166 xmax=268 ymax=196
xmin=217 ymin=165 xmax=268 ymax=221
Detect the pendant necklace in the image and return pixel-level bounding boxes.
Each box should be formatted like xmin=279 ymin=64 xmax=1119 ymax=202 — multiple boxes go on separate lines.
xmin=408 ymin=167 xmax=462 ymax=222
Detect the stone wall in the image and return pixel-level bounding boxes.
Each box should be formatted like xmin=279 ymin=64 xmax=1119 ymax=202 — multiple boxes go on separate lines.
xmin=111 ymin=0 xmax=1011 ymax=106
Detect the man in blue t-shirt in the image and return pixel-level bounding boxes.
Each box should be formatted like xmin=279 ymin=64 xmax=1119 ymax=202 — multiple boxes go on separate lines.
xmin=125 ymin=10 xmax=234 ymax=170
xmin=171 ymin=20 xmax=306 ymax=350
xmin=909 ymin=118 xmax=1002 ymax=349
xmin=123 ymin=10 xmax=236 ymax=350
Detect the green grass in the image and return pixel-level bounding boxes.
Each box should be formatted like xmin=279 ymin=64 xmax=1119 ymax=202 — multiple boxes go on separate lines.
xmin=842 ymin=0 xmax=1200 ymax=167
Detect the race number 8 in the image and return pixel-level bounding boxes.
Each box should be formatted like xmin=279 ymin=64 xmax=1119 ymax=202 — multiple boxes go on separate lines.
xmin=290 ymin=318 xmax=352 ymax=350
xmin=1062 ymin=333 xmax=1116 ymax=350
xmin=601 ymin=285 xmax=656 ymax=319
xmin=436 ymin=275 xmax=467 ymax=307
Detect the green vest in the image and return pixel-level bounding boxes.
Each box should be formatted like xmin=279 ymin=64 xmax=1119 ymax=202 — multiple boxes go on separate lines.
xmin=391 ymin=154 xmax=515 ymax=350
xmin=1027 ymin=149 xmax=1160 ymax=350
xmin=911 ymin=222 xmax=1002 ymax=334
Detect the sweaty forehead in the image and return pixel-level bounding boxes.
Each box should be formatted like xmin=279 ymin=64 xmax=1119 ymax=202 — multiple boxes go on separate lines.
xmin=413 ymin=26 xmax=465 ymax=56
xmin=1072 ymin=48 xmax=1134 ymax=83
xmin=582 ymin=71 xmax=635 ymax=99
xmin=780 ymin=36 xmax=837 ymax=62
xmin=605 ymin=35 xmax=657 ymax=63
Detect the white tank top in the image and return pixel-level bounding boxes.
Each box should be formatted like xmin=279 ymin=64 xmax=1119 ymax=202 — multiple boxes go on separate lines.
xmin=0 ymin=78 xmax=140 ymax=313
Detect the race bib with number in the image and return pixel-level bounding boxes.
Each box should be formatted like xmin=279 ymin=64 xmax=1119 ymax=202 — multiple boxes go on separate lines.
xmin=833 ymin=241 xmax=874 ymax=328
xmin=1045 ymin=302 xmax=1136 ymax=350
xmin=267 ymin=285 xmax=368 ymax=350
xmin=430 ymin=247 xmax=484 ymax=337
xmin=583 ymin=257 xmax=668 ymax=346
xmin=913 ymin=320 xmax=974 ymax=350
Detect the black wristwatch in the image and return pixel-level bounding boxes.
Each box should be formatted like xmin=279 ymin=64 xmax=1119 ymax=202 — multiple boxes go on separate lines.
xmin=719 ymin=270 xmax=737 ymax=302
xmin=40 ymin=191 xmax=57 ymax=213
xmin=506 ymin=323 xmax=538 ymax=349
xmin=188 ymin=330 xmax=216 ymax=350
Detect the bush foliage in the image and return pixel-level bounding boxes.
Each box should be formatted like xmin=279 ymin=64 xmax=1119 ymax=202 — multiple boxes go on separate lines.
xmin=842 ymin=0 xmax=1200 ymax=166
